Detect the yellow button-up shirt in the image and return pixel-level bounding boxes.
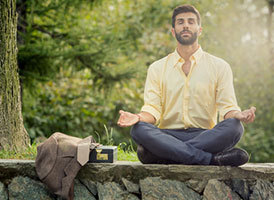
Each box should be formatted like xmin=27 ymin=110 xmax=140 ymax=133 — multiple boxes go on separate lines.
xmin=141 ymin=47 xmax=241 ymax=129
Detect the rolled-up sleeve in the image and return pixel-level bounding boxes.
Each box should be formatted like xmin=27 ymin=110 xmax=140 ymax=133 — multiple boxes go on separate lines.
xmin=141 ymin=64 xmax=162 ymax=123
xmin=216 ymin=63 xmax=241 ymax=121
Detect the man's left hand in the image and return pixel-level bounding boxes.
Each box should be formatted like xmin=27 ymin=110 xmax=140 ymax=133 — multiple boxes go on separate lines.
xmin=234 ymin=107 xmax=256 ymax=124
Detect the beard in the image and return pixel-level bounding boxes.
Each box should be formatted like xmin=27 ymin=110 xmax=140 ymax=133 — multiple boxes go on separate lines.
xmin=175 ymin=30 xmax=198 ymax=45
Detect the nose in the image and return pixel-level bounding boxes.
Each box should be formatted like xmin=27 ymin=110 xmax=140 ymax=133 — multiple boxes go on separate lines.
xmin=182 ymin=22 xmax=190 ymax=30
xmin=183 ymin=26 xmax=190 ymax=32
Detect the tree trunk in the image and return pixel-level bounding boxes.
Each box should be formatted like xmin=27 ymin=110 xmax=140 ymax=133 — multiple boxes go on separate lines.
xmin=0 ymin=0 xmax=30 ymax=151
xmin=267 ymin=0 xmax=274 ymax=68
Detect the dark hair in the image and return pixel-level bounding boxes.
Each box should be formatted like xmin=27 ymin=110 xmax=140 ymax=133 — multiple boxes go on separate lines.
xmin=172 ymin=4 xmax=201 ymax=27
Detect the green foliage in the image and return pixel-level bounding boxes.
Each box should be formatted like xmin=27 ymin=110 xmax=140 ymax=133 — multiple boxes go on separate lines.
xmin=17 ymin=0 xmax=135 ymax=90
xmin=23 ymin=67 xmax=143 ymax=147
xmin=24 ymin=69 xmax=112 ymax=139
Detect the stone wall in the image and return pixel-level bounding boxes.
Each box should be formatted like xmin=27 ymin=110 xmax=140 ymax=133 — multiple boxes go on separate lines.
xmin=0 ymin=160 xmax=274 ymax=199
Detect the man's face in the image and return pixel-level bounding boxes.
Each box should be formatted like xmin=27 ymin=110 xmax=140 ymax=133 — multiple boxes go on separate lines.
xmin=172 ymin=12 xmax=202 ymax=45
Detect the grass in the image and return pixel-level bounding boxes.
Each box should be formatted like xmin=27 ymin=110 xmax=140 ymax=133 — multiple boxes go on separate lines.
xmin=0 ymin=141 xmax=139 ymax=162
xmin=117 ymin=145 xmax=139 ymax=162
xmin=0 ymin=125 xmax=139 ymax=162
xmin=0 ymin=143 xmax=37 ymax=160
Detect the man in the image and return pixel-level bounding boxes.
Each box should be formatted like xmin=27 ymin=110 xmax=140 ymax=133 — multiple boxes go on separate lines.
xmin=117 ymin=4 xmax=256 ymax=166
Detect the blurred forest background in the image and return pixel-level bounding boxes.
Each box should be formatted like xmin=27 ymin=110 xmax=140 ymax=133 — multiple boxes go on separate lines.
xmin=17 ymin=0 xmax=273 ymax=162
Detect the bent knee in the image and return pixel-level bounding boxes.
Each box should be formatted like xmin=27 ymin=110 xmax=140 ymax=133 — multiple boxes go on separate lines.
xmin=226 ymin=118 xmax=244 ymax=138
xmin=130 ymin=122 xmax=144 ymax=139
xmin=130 ymin=122 xmax=155 ymax=143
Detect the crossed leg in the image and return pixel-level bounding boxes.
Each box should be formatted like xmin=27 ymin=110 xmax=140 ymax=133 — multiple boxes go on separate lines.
xmin=130 ymin=118 xmax=243 ymax=165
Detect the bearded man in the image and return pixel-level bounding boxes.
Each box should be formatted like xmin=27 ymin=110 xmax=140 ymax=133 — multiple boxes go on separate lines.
xmin=117 ymin=4 xmax=256 ymax=166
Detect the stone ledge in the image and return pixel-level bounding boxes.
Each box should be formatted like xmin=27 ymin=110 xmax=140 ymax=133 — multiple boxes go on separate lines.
xmin=1 ymin=160 xmax=274 ymax=199
xmin=0 ymin=159 xmax=274 ymax=182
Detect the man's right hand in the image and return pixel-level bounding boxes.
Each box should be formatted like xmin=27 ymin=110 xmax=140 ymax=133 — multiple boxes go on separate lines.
xmin=117 ymin=110 xmax=140 ymax=127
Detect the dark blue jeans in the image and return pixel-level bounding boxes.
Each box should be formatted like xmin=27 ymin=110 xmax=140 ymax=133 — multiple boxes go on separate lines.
xmin=130 ymin=118 xmax=244 ymax=165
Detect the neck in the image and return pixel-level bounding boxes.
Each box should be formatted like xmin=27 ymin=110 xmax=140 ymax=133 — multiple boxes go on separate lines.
xmin=177 ymin=41 xmax=199 ymax=61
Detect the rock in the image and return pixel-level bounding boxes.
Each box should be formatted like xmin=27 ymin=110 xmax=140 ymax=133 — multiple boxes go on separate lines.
xmin=1 ymin=160 xmax=274 ymax=183
xmin=1 ymin=160 xmax=274 ymax=199
xmin=77 ymin=162 xmax=274 ymax=184
xmin=122 ymin=178 xmax=140 ymax=194
xmin=0 ymin=160 xmax=36 ymax=180
xmin=8 ymin=176 xmax=55 ymax=200
xmin=79 ymin=179 xmax=97 ymax=196
xmin=74 ymin=179 xmax=96 ymax=200
xmin=249 ymin=179 xmax=274 ymax=200
xmin=0 ymin=182 xmax=8 ymax=200
xmin=203 ymin=179 xmax=241 ymax=200
xmin=186 ymin=179 xmax=208 ymax=194
xmin=225 ymin=179 xmax=255 ymax=200
xmin=97 ymin=182 xmax=139 ymax=200
xmin=140 ymin=177 xmax=201 ymax=200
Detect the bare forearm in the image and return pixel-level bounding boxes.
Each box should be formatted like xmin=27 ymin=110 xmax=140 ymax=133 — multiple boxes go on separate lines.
xmin=137 ymin=112 xmax=156 ymax=124
xmin=224 ymin=110 xmax=240 ymax=119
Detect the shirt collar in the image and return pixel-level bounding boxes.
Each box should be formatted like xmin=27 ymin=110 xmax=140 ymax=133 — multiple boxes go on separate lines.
xmin=173 ymin=46 xmax=203 ymax=67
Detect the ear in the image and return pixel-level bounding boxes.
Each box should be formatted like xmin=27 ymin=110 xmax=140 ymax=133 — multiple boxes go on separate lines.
xmin=198 ymin=26 xmax=202 ymax=36
xmin=171 ymin=27 xmax=176 ymax=38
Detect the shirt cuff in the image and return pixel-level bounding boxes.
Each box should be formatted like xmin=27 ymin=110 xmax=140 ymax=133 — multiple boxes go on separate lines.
xmin=141 ymin=104 xmax=161 ymax=124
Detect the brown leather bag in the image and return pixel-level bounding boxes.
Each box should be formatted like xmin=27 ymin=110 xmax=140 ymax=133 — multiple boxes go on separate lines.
xmin=35 ymin=132 xmax=97 ymax=200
